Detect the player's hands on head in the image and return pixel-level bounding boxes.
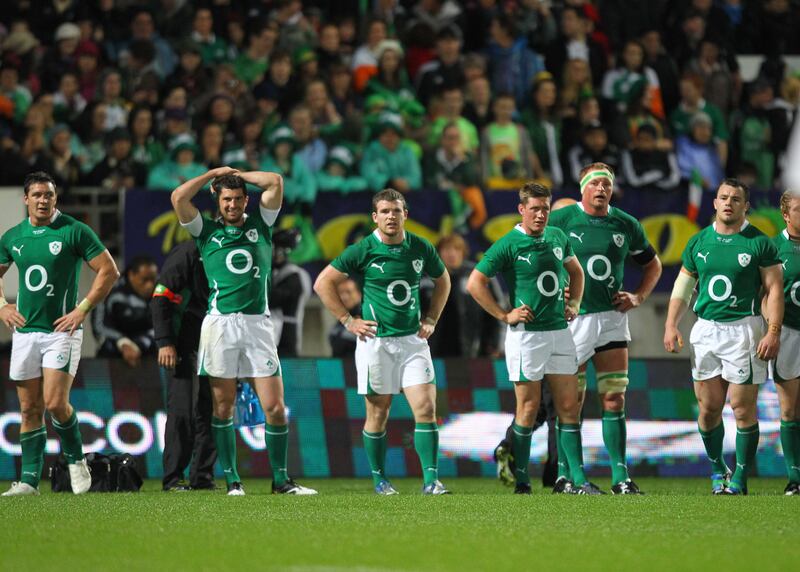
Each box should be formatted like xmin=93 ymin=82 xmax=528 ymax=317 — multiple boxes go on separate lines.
xmin=504 ymin=304 xmax=534 ymax=326
xmin=158 ymin=345 xmax=178 ymax=369
xmin=612 ymin=291 xmax=641 ymax=313
xmin=210 ymin=166 xmax=239 ymax=179
xmin=756 ymin=331 xmax=780 ymax=361
xmin=53 ymin=307 xmax=88 ymax=336
xmin=0 ymin=304 xmax=25 ymax=330
xmin=663 ymin=325 xmax=683 ymax=353
xmin=347 ymin=317 xmax=378 ymax=341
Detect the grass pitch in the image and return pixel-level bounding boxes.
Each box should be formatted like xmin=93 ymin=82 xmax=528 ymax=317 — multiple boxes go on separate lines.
xmin=1 ymin=477 xmax=797 ymax=572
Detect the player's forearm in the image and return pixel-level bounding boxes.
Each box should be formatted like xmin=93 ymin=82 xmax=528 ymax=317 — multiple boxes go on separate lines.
xmin=243 ymin=171 xmax=283 ymax=210
xmin=467 ymin=274 xmax=507 ymax=322
xmin=765 ymin=283 xmax=785 ymax=328
xmin=634 ymin=257 xmax=663 ymax=301
xmin=664 ymin=298 xmax=688 ymax=329
xmin=565 ymin=261 xmax=584 ymax=306
xmin=85 ymin=258 xmax=120 ymax=308
xmin=314 ymin=278 xmax=350 ymax=323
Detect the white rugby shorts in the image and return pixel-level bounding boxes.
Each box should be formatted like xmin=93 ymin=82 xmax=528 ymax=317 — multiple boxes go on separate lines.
xmin=10 ymin=330 xmax=83 ymax=381
xmin=355 ymin=335 xmax=435 ymax=395
xmin=569 ymin=310 xmax=630 ymax=365
xmin=198 ymin=313 xmax=281 ymax=379
xmin=690 ymin=316 xmax=766 ymax=385
xmin=505 ymin=326 xmax=578 ymax=382
xmin=770 ymin=325 xmax=800 ymax=382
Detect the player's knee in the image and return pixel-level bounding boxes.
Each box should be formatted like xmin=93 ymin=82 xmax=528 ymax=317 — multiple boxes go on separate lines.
xmin=730 ymin=400 xmax=756 ymax=423
xmin=780 ymin=407 xmax=798 ymax=422
xmin=43 ymin=395 xmax=69 ymax=418
xmin=263 ymin=399 xmax=286 ymax=421
xmin=557 ymin=394 xmax=580 ymax=420
xmin=213 ymin=401 xmax=235 ymax=419
xmin=20 ymin=405 xmax=44 ymax=426
xmin=413 ymin=402 xmax=436 ymax=423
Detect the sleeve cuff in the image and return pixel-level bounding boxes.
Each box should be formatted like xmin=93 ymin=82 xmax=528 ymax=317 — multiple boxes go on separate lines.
xmin=260 ymin=204 xmax=281 ymax=226
xmin=180 ymin=213 xmax=203 ymax=237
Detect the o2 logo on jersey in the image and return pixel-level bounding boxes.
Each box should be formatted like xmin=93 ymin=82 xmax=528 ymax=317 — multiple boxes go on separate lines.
xmin=412 ymin=259 xmax=423 ymax=273
xmin=586 ymin=255 xmax=615 ymax=289
xmin=612 ymin=234 xmax=624 ymax=247
xmin=738 ymin=253 xmax=751 ymax=267
xmin=49 ymin=241 xmax=62 ymax=255
xmin=246 ymin=229 xmax=258 ymax=243
xmin=791 ymin=281 xmax=800 ymax=307
xmin=387 ymin=280 xmax=413 ymax=308
xmin=536 ymin=271 xmax=560 ymax=297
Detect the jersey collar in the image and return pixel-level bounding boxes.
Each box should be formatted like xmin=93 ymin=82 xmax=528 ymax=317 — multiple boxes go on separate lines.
xmin=28 ymin=209 xmax=61 ymax=226
xmin=576 ymin=202 xmax=613 ymax=216
xmin=514 ymin=223 xmax=545 ymax=239
xmin=372 ymin=228 xmax=406 ymax=244
xmin=712 ymin=219 xmax=749 ymax=233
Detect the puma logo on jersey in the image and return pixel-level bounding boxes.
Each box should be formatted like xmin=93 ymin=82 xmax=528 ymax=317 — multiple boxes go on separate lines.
xmin=783 ymin=260 xmax=788 ymax=270
xmin=517 ymin=254 xmax=532 ymax=265
xmin=370 ymin=262 xmax=386 ymax=273
xmin=11 ymin=245 xmax=24 ymax=256
xmin=569 ymin=232 xmax=584 ymax=243
xmin=210 ymin=236 xmax=225 ymax=248
xmin=697 ymin=251 xmax=709 ymax=263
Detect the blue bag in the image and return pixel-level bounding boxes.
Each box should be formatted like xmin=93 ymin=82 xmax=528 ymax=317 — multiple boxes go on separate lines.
xmin=234 ymin=381 xmax=266 ymax=427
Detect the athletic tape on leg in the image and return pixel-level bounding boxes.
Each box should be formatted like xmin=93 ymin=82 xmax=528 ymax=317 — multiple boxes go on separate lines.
xmin=597 ymin=370 xmax=629 ymax=394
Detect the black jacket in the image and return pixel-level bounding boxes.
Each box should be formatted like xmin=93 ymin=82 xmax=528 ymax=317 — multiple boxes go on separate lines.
xmin=93 ymin=278 xmax=155 ymax=357
xmin=151 ymin=241 xmax=209 ymax=351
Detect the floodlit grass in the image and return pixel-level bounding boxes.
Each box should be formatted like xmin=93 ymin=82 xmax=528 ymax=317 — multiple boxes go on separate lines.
xmin=1 ymin=478 xmax=797 ymax=571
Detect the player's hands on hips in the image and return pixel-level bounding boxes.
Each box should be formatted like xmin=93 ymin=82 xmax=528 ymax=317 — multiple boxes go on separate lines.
xmin=158 ymin=345 xmax=178 ymax=369
xmin=613 ymin=291 xmax=641 ymax=313
xmin=0 ymin=304 xmax=25 ymax=330
xmin=663 ymin=325 xmax=683 ymax=353
xmin=756 ymin=331 xmax=780 ymax=361
xmin=53 ymin=307 xmax=87 ymax=335
xmin=347 ymin=318 xmax=378 ymax=341
xmin=504 ymin=304 xmax=534 ymax=326
xmin=563 ymin=286 xmax=570 ymax=301
xmin=564 ymin=304 xmax=578 ymax=323
xmin=417 ymin=320 xmax=435 ymax=339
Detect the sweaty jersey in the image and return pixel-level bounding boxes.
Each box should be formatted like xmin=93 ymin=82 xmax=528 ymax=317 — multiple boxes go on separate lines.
xmin=0 ymin=211 xmax=106 ymax=333
xmin=331 ymin=230 xmax=445 ymax=337
xmin=548 ymin=203 xmax=650 ymax=315
xmin=773 ymin=230 xmax=800 ymax=330
xmin=184 ymin=206 xmax=278 ymax=315
xmin=682 ymin=221 xmax=780 ymax=322
xmin=476 ymin=225 xmax=574 ymax=331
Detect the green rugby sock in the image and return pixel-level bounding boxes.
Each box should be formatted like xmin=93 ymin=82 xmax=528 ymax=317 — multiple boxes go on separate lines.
xmin=51 ymin=409 xmax=83 ymax=464
xmin=265 ymin=423 xmax=289 ymax=487
xmin=414 ymin=422 xmax=439 ymax=486
xmin=559 ymin=421 xmax=587 ymax=486
xmin=510 ymin=422 xmax=533 ymax=485
xmin=731 ymin=423 xmax=759 ymax=489
xmin=602 ymin=410 xmax=629 ymax=484
xmin=781 ymin=421 xmax=800 ymax=483
xmin=698 ymin=422 xmax=729 ymax=475
xmin=363 ymin=429 xmax=388 ymax=486
xmin=211 ymin=416 xmax=240 ymax=486
xmin=19 ymin=426 xmax=47 ymax=488
xmin=555 ymin=420 xmax=570 ymax=480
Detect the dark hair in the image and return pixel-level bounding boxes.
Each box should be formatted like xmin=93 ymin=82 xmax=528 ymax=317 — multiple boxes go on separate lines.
xmin=372 ymin=189 xmax=407 ymax=212
xmin=493 ymin=13 xmax=517 ymax=38
xmin=212 ymin=174 xmax=247 ymax=197
xmin=519 ymin=182 xmax=551 ymax=204
xmin=23 ymin=171 xmax=56 ymax=195
xmin=718 ymin=177 xmax=749 ymax=202
xmin=125 ymin=255 xmax=157 ymax=277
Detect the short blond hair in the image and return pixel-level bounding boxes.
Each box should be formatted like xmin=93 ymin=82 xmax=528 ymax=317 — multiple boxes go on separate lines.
xmin=519 ymin=182 xmax=551 ymax=204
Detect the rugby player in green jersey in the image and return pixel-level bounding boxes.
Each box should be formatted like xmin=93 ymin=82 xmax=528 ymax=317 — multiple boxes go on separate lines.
xmin=547 ymin=162 xmax=662 ymax=494
xmin=0 ymin=171 xmax=120 ymax=496
xmin=172 ymin=167 xmax=316 ymax=496
xmin=467 ymin=183 xmax=603 ymax=494
xmin=664 ymin=179 xmax=783 ymax=495
xmin=314 ymin=189 xmax=452 ymax=495
xmin=768 ymin=191 xmax=800 ymax=495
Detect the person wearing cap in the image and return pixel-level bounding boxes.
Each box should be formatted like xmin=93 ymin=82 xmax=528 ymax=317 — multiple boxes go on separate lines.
xmin=39 ymin=22 xmax=81 ymax=93
xmin=676 ymin=111 xmax=724 ymax=191
xmin=566 ymin=120 xmax=621 ymax=186
xmin=364 ymin=39 xmax=417 ymax=113
xmin=415 ymin=24 xmax=466 ymax=107
xmin=147 ymin=136 xmax=206 ymax=191
xmin=294 ymin=45 xmax=319 ymax=85
xmin=259 ymin=126 xmax=317 ymax=207
xmin=361 ymin=111 xmax=421 ymax=193
xmin=317 ymin=145 xmax=368 ymax=194
xmin=620 ymin=123 xmax=681 ymax=193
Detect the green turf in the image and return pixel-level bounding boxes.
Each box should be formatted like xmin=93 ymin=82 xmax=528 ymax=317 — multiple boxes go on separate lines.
xmin=1 ymin=477 xmax=797 ymax=571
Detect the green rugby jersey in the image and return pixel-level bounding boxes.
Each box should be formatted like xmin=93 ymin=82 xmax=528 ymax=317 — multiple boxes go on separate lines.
xmin=548 ymin=203 xmax=650 ymax=315
xmin=331 ymin=230 xmax=445 ymax=337
xmin=682 ymin=221 xmax=780 ymax=322
xmin=0 ymin=211 xmax=106 ymax=333
xmin=773 ymin=230 xmax=800 ymax=330
xmin=476 ymin=225 xmax=573 ymax=331
xmin=190 ymin=211 xmax=274 ymax=315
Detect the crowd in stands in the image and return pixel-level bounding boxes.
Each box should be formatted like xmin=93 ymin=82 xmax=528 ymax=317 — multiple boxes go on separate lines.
xmin=1 ymin=0 xmax=799 ymax=225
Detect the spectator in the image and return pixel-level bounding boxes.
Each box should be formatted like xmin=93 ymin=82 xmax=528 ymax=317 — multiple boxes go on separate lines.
xmin=415 ymin=24 xmax=466 ymax=107
xmin=260 ymin=126 xmax=317 ymax=207
xmin=52 ymin=71 xmax=86 ymax=125
xmin=199 ymin=122 xmax=226 ymax=169
xmin=351 ymin=18 xmax=388 ymax=92
xmin=222 ymin=118 xmax=264 ymax=171
xmin=641 ymin=29 xmax=680 ymax=116
xmin=668 ymin=9 xmax=706 ymax=70
xmin=686 ymin=37 xmax=740 ymax=117
xmin=485 ymin=13 xmax=544 ymax=108
xmin=316 ymin=145 xmax=369 ymax=193
xmin=303 ymin=79 xmax=343 ymax=137
xmin=129 ymin=105 xmax=166 ymax=172
xmin=424 ymin=122 xmax=486 ymax=230
xmin=294 ymin=46 xmax=321 ymax=87
xmin=609 ymin=80 xmax=672 ymax=152
xmin=327 ymin=277 xmax=362 ymax=357
xmin=272 ymin=0 xmax=316 ymax=55
xmin=160 ymin=107 xmax=192 ymax=148
xmin=566 ymin=121 xmax=621 ymax=186
xmin=601 ymin=40 xmax=664 ymax=118
xmin=147 ymin=136 xmax=206 ymax=191
xmin=253 ymin=50 xmax=297 ymax=120
xmin=0 ymin=59 xmax=32 ymax=124
xmin=523 ymin=72 xmax=564 ymax=187
xmin=421 ymin=234 xmax=503 ymax=358
xmin=621 ymin=123 xmax=681 ymax=193
xmin=316 ymin=22 xmax=344 ymax=76
xmin=43 ymin=124 xmax=81 ymax=191
xmin=429 ymin=84 xmax=479 ymax=153
xmin=559 ymin=58 xmax=593 ymax=119
xmin=96 ymin=69 xmax=129 ymax=131
xmin=203 ymin=94 xmax=238 ymax=149
xmin=289 ymin=105 xmax=328 ymax=174
xmin=270 ymin=228 xmax=312 ymax=357
xmin=731 ymin=80 xmax=784 ymax=190
xmin=86 ymin=127 xmax=147 ymax=189
xmin=232 ymin=20 xmax=278 ymax=87
xmin=165 ymin=41 xmax=212 ymax=100
xmin=74 ymin=39 xmax=101 ymax=102
xmin=360 ymin=112 xmax=422 ymax=192
xmin=463 ymin=76 xmax=494 ymax=132
xmin=518 ymin=0 xmax=558 ymax=52
xmin=75 ymin=101 xmax=110 ymax=174
xmin=670 ymin=72 xmax=729 ymax=166
xmin=190 ymin=7 xmax=228 ymax=66
xmin=364 ymin=39 xmax=417 ymax=112
xmin=676 ymin=112 xmax=724 ymax=191
xmin=563 ymin=94 xmax=603 ymax=151
xmin=545 ymin=7 xmax=607 ymax=87
xmin=124 ymin=39 xmax=161 ymax=101
xmin=93 ymin=255 xmax=159 ymax=367
xmin=124 ymin=9 xmax=177 ymax=79
xmin=481 ymin=92 xmax=542 ymax=189
xmin=39 ymin=22 xmax=81 ymax=93
xmin=328 ymin=62 xmax=360 ymax=120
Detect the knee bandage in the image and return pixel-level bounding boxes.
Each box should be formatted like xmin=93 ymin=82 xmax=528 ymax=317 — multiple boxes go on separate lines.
xmin=576 ymin=372 xmax=587 ymax=392
xmin=597 ymin=370 xmax=629 ymax=394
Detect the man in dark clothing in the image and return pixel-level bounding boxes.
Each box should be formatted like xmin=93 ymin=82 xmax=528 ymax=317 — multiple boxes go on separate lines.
xmin=415 ymin=24 xmax=466 ymax=107
xmin=270 ymin=229 xmax=312 ymax=357
xmin=151 ymin=240 xmax=216 ymax=491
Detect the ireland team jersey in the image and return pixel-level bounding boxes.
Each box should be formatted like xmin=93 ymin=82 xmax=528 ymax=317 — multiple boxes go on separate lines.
xmin=476 ymin=225 xmax=573 ymax=331
xmin=0 ymin=211 xmax=106 ymax=333
xmin=331 ymin=230 xmax=445 ymax=337
xmin=549 ymin=203 xmax=651 ymax=315
xmin=774 ymin=230 xmax=800 ymax=329
xmin=190 ymin=211 xmax=274 ymax=315
xmin=682 ymin=221 xmax=780 ymax=322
